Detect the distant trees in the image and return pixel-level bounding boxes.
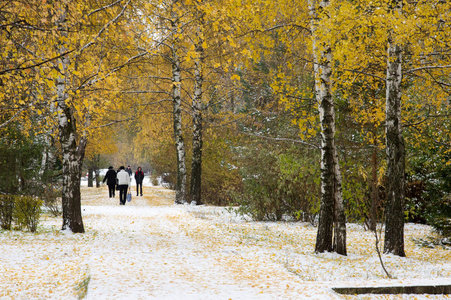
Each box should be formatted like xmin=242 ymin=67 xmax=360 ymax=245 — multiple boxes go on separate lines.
xmin=1 ymin=0 xmax=139 ymax=232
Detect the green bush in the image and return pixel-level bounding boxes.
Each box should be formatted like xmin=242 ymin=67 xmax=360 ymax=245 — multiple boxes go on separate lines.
xmin=427 ymin=194 xmax=451 ymax=238
xmin=41 ymin=184 xmax=62 ymax=217
xmin=234 ymin=180 xmax=284 ymax=221
xmin=13 ymin=195 xmax=43 ymax=232
xmin=0 ymin=195 xmax=42 ymax=232
xmin=234 ymin=145 xmax=320 ymax=222
xmin=0 ymin=195 xmax=15 ymax=230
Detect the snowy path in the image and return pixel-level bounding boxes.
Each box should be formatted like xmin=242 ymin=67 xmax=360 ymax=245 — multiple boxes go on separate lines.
xmin=1 ymin=185 xmax=450 ymax=299
xmin=83 ymin=205 xmax=272 ymax=299
xmin=79 ymin=186 xmax=298 ymax=299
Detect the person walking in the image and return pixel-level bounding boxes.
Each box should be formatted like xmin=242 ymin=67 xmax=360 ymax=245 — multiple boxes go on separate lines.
xmin=117 ymin=166 xmax=131 ymax=205
xmin=102 ymin=166 xmax=117 ymax=198
xmin=126 ymin=166 xmax=132 ymax=177
xmin=134 ymin=167 xmax=144 ymax=196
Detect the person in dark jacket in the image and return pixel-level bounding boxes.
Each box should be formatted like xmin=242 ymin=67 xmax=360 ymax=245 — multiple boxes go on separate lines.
xmin=126 ymin=165 xmax=132 ymax=177
xmin=134 ymin=167 xmax=144 ymax=196
xmin=103 ymin=166 xmax=117 ymax=198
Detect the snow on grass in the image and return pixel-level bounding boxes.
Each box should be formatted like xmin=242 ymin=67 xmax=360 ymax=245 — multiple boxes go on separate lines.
xmin=0 ymin=185 xmax=450 ymax=299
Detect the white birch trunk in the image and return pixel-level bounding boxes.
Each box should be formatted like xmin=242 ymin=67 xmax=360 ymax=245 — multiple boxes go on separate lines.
xmin=39 ymin=137 xmax=49 ymax=179
xmin=370 ymin=138 xmax=378 ymax=232
xmin=56 ymin=4 xmax=85 ymax=233
xmin=384 ymin=0 xmax=406 ymax=256
xmin=190 ymin=20 xmax=204 ymax=205
xmin=333 ymin=144 xmax=347 ymax=255
xmin=310 ymin=0 xmax=346 ymax=255
xmin=171 ymin=4 xmax=187 ymax=204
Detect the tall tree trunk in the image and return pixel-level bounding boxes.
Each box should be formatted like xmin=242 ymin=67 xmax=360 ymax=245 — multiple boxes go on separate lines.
xmin=370 ymin=138 xmax=378 ymax=232
xmin=94 ymin=154 xmax=100 ymax=188
xmin=333 ymin=145 xmax=347 ymax=255
xmin=56 ymin=4 xmax=85 ymax=233
xmin=384 ymin=0 xmax=406 ymax=256
xmin=310 ymin=0 xmax=346 ymax=255
xmin=39 ymin=135 xmax=50 ymax=180
xmin=171 ymin=5 xmax=187 ymax=204
xmin=190 ymin=20 xmax=204 ymax=205
xmin=88 ymin=168 xmax=94 ymax=187
xmin=95 ymin=169 xmax=100 ymax=188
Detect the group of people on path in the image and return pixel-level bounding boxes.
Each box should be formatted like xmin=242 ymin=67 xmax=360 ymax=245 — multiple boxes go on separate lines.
xmin=102 ymin=165 xmax=145 ymax=205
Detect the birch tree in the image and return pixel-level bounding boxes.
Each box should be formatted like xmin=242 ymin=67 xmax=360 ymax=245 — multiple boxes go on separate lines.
xmin=55 ymin=3 xmax=86 ymax=232
xmin=309 ymin=0 xmax=346 ymax=255
xmin=1 ymin=0 xmax=137 ymax=232
xmin=383 ymin=0 xmax=405 ymax=256
xmin=326 ymin=0 xmax=451 ymax=255
xmin=170 ymin=0 xmax=187 ymax=204
xmin=190 ymin=13 xmax=205 ymax=205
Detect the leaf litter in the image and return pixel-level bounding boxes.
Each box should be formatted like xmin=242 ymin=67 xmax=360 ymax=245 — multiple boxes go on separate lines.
xmin=0 ymin=183 xmax=450 ymax=300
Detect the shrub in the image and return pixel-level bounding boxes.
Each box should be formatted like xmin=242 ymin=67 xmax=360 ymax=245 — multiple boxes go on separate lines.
xmin=149 ymin=174 xmax=159 ymax=186
xmin=41 ymin=184 xmax=62 ymax=217
xmin=13 ymin=195 xmax=43 ymax=232
xmin=427 ymin=194 xmax=451 ymax=238
xmin=234 ymin=180 xmax=284 ymax=221
xmin=0 ymin=195 xmax=15 ymax=230
xmin=234 ymin=145 xmax=320 ymax=222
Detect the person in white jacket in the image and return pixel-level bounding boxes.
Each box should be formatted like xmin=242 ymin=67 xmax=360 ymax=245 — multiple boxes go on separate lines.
xmin=116 ymin=166 xmax=130 ymax=205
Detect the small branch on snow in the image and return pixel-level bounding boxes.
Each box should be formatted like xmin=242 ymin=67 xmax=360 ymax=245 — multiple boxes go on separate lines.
xmin=374 ymin=219 xmax=392 ymax=279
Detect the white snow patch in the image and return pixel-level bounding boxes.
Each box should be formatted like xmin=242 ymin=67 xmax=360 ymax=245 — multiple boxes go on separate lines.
xmin=0 ymin=186 xmax=450 ymax=299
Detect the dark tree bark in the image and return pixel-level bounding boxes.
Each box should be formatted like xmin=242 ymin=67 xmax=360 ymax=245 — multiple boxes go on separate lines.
xmin=384 ymin=6 xmax=406 ymax=256
xmin=88 ymin=168 xmax=94 ymax=187
xmin=57 ymin=98 xmax=86 ymax=233
xmin=95 ymin=168 xmax=100 ymax=188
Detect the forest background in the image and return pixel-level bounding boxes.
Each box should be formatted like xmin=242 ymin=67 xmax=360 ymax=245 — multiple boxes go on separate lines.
xmin=1 ymin=0 xmax=450 ymax=256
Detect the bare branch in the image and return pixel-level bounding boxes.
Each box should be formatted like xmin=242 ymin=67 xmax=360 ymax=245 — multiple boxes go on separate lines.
xmin=120 ymin=90 xmax=170 ymax=95
xmin=87 ymin=0 xmax=124 ymax=17
xmin=238 ymin=23 xmax=311 ymax=38
xmin=0 ymin=49 xmax=75 ymax=76
xmin=343 ymin=68 xmax=386 ymax=82
xmin=406 ymin=65 xmax=451 ymax=74
xmin=374 ymin=225 xmax=392 ymax=279
xmin=403 ymin=105 xmax=432 ymax=128
xmin=78 ymin=0 xmax=132 ymax=55
xmin=93 ymin=117 xmax=134 ymax=129
xmin=0 ymin=107 xmax=28 ymax=129
xmin=121 ymin=75 xmax=172 ymax=81
xmin=75 ymin=51 xmax=149 ymax=92
xmin=241 ymin=131 xmax=320 ymax=149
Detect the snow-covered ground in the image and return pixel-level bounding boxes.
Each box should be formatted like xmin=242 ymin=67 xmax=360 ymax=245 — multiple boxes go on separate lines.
xmin=0 ymin=184 xmax=450 ymax=300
